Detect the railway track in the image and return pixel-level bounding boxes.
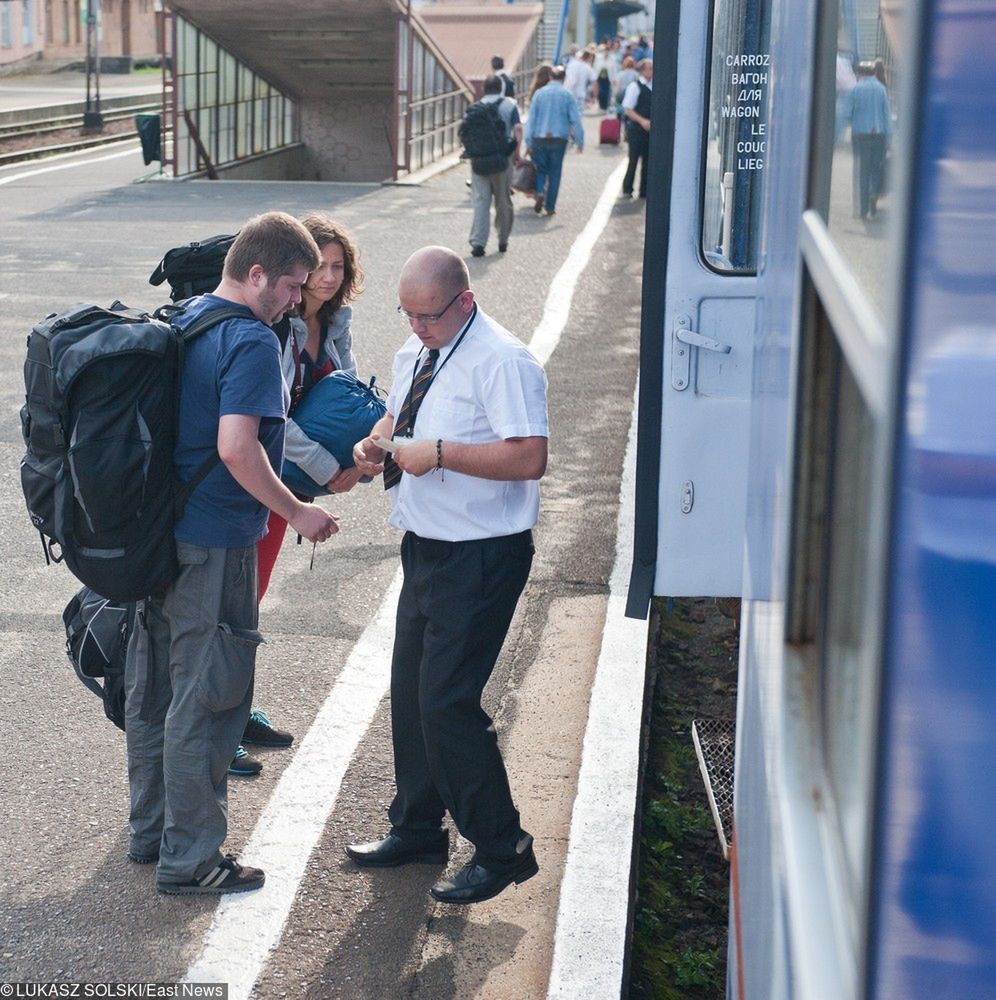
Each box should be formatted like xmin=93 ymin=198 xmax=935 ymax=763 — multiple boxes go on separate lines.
xmin=0 ymin=98 xmax=159 ymax=166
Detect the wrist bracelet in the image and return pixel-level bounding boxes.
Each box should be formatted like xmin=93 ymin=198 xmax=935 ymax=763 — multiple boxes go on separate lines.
xmin=436 ymin=438 xmax=444 ymax=480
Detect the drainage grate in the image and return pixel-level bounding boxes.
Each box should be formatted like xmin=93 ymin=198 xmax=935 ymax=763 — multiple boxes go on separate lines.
xmin=691 ymin=718 xmax=736 ymax=861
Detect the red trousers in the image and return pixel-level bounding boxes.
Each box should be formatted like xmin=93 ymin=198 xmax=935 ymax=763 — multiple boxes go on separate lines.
xmin=256 ymin=509 xmax=288 ymax=601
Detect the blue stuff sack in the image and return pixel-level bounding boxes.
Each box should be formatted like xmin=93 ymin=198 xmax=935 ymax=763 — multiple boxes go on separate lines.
xmin=281 ymin=371 xmax=387 ymax=498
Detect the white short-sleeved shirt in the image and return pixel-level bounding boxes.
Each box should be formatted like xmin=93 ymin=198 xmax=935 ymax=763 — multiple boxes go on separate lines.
xmin=386 ymin=307 xmax=549 ymax=542
xmin=565 ymin=59 xmax=597 ymax=100
xmin=623 ymin=77 xmax=652 ymax=110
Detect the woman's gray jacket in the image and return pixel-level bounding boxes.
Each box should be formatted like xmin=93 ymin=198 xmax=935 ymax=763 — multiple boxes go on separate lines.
xmin=280 ymin=307 xmax=357 ymax=489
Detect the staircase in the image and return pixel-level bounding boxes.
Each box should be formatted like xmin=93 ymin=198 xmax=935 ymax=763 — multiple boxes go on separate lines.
xmin=539 ymin=0 xmax=569 ymax=61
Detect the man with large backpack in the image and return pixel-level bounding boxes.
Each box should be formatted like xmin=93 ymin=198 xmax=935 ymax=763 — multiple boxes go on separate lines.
xmin=126 ymin=212 xmax=338 ymax=897
xmin=459 ymin=75 xmax=522 ymax=258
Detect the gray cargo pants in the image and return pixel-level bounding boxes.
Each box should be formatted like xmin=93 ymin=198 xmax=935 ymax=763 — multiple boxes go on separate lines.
xmin=125 ymin=541 xmax=261 ymax=884
xmin=469 ymin=164 xmax=514 ymax=251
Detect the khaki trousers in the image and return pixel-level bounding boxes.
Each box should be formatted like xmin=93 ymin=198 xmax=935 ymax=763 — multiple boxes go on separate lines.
xmin=469 ymin=163 xmax=514 ymax=251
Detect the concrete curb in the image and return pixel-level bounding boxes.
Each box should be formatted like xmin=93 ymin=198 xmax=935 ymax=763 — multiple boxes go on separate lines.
xmin=384 ymin=151 xmax=463 ymax=187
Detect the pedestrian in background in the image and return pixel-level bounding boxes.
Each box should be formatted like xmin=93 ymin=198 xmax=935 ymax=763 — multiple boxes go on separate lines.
xmin=593 ymin=43 xmax=614 ymax=111
xmin=614 ymin=55 xmax=638 ymax=120
xmin=622 ymin=59 xmax=653 ymax=199
xmin=850 ymin=61 xmax=892 ymax=219
xmin=835 ymin=50 xmax=857 ymax=143
xmin=491 ymin=55 xmax=515 ymax=99
xmin=463 ymin=76 xmax=522 ymax=257
xmin=565 ymin=48 xmax=597 ymax=115
xmin=528 ymin=62 xmax=553 ymax=101
xmin=347 ymin=246 xmax=549 ymax=905
xmin=524 ymin=64 xmax=584 ymax=216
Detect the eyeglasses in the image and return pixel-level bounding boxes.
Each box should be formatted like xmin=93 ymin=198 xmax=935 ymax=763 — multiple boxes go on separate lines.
xmin=397 ymin=290 xmax=464 ymax=324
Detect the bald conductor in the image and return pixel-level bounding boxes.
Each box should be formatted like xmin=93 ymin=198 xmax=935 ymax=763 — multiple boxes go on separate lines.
xmin=347 ymin=246 xmax=549 ymax=904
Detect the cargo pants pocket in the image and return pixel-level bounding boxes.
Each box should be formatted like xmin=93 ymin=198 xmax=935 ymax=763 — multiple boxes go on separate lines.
xmin=198 ymin=623 xmax=264 ymax=713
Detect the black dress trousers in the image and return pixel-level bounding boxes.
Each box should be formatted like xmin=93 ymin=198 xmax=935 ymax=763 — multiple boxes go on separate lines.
xmin=387 ymin=528 xmax=534 ymax=867
xmin=623 ymin=121 xmax=650 ymax=197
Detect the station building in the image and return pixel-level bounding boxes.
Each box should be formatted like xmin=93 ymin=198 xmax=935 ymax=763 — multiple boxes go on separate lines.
xmin=0 ymin=0 xmax=161 ymax=74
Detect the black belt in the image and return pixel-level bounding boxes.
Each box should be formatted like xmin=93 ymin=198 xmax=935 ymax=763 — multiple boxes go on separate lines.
xmin=406 ymin=529 xmax=533 ymax=555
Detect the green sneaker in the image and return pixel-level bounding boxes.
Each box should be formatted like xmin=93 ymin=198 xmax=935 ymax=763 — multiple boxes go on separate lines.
xmin=229 ymin=745 xmax=262 ymax=777
xmin=242 ymin=709 xmax=294 ymax=748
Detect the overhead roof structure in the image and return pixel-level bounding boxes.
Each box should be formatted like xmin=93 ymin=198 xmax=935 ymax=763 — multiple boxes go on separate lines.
xmin=594 ymin=0 xmax=647 ymax=42
xmin=596 ymin=0 xmax=646 ymax=17
xmin=168 ymin=0 xmax=403 ymax=100
xmin=167 ymin=0 xmax=472 ymax=181
xmin=414 ymin=2 xmax=544 ymax=92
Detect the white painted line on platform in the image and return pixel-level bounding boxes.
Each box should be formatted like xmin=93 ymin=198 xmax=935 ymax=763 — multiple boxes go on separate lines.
xmin=0 ymin=143 xmax=140 ymax=186
xmin=183 ymin=159 xmax=631 ymax=1000
xmin=529 ymin=159 xmax=628 ymax=366
xmin=183 ymin=569 xmax=402 ymax=996
xmin=547 ymin=379 xmax=646 ymax=999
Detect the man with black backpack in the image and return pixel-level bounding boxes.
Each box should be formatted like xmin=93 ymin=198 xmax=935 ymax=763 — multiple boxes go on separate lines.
xmin=459 ymin=75 xmax=522 ymax=258
xmin=126 ymin=212 xmax=338 ymax=897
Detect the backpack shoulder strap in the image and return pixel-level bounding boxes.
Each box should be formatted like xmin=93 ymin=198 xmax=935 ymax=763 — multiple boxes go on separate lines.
xmin=172 ymin=306 xmax=279 ymax=516
xmin=179 ymin=306 xmax=248 ymax=342
xmin=272 ymin=314 xmax=292 ymax=352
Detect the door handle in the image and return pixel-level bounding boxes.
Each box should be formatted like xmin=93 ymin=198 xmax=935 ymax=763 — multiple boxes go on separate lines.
xmin=675 ymin=327 xmax=732 ymax=354
xmin=671 ymin=314 xmax=732 ymax=391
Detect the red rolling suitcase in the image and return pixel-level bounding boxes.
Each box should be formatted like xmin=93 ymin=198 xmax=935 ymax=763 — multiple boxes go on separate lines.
xmin=599 ymin=116 xmax=621 ymax=145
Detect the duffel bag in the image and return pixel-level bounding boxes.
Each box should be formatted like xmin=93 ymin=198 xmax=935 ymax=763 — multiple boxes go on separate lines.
xmin=281 ymin=371 xmax=387 ymax=497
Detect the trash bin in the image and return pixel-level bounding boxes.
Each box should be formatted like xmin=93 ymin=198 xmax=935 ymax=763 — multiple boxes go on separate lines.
xmin=134 ymin=113 xmax=162 ymax=166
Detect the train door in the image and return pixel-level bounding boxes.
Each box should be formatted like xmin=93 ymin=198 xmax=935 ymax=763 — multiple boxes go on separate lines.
xmin=629 ymin=0 xmax=771 ymax=610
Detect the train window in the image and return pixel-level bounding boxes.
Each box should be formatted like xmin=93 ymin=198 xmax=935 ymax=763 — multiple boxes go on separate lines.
xmin=787 ymin=287 xmax=883 ymax=919
xmin=783 ymin=0 xmax=910 ymax=930
xmin=824 ymin=1 xmax=907 ymax=315
xmin=822 ymin=356 xmax=877 ymax=890
xmin=700 ymin=0 xmax=772 ymax=272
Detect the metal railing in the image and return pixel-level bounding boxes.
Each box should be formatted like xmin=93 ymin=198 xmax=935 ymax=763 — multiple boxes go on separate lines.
xmin=393 ymin=12 xmax=471 ymax=179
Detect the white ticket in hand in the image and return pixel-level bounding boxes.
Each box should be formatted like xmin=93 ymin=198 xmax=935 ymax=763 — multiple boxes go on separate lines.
xmin=377 ymin=437 xmax=418 ymax=453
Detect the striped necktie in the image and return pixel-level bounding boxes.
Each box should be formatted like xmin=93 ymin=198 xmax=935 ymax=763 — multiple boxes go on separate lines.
xmin=383 ymin=348 xmax=439 ymax=490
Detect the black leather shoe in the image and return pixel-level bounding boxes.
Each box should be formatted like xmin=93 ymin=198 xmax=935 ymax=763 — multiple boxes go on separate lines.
xmin=430 ymin=842 xmax=538 ymax=904
xmin=344 ymin=831 xmax=448 ymax=868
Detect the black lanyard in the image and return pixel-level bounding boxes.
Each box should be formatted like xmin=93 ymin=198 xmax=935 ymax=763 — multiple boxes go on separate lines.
xmin=289 ymin=321 xmax=332 ymax=413
xmin=403 ymin=305 xmax=476 ymax=435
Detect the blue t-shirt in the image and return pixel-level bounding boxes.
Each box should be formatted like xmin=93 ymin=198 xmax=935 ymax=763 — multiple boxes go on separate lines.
xmin=173 ymin=294 xmax=288 ymax=548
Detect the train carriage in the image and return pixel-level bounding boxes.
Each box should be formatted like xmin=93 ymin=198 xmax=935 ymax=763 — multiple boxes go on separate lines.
xmin=628 ymin=0 xmax=996 ymax=996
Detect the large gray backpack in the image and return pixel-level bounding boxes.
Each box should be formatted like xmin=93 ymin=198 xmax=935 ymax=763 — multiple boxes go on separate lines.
xmin=20 ymin=302 xmax=243 ymax=602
